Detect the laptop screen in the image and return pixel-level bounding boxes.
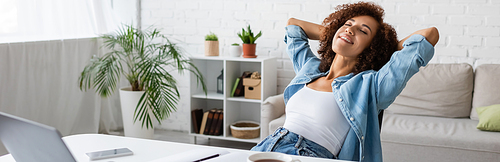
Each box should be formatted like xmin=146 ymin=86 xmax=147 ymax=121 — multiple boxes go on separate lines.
xmin=0 ymin=112 xmax=76 ymax=162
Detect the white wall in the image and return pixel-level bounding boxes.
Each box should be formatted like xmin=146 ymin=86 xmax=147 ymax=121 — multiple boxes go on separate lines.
xmin=141 ymin=0 xmax=500 ymax=131
xmin=111 ymin=0 xmax=139 ymax=27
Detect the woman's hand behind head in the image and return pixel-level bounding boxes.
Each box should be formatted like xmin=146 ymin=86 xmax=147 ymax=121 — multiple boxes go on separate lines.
xmin=287 ymin=18 xmax=323 ymax=40
xmin=398 ymin=27 xmax=440 ymax=50
xmin=419 ymin=27 xmax=439 ymax=46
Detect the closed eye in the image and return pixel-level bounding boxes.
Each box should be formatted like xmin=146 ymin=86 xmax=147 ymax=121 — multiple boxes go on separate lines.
xmin=360 ymin=29 xmax=367 ymax=34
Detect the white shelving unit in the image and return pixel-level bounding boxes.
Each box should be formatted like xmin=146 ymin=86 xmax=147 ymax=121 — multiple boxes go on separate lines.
xmin=189 ymin=55 xmax=277 ymax=143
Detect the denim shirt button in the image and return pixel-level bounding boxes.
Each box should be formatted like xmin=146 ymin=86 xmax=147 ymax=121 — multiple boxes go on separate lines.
xmin=350 ymin=117 xmax=354 ymax=121
xmin=339 ymin=99 xmax=343 ymax=102
xmin=334 ymin=86 xmax=338 ymax=89
xmin=361 ymin=136 xmax=364 ymax=140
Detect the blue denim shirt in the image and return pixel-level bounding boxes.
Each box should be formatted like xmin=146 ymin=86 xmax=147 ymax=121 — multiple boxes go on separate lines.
xmin=283 ymin=25 xmax=434 ymax=162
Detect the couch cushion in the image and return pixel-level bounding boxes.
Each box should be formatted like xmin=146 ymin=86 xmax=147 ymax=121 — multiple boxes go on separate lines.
xmin=381 ymin=113 xmax=500 ymax=155
xmin=268 ymin=114 xmax=286 ymax=135
xmin=260 ymin=94 xmax=285 ymax=137
xmin=386 ymin=63 xmax=473 ymax=118
xmin=476 ymin=104 xmax=500 ymax=132
xmin=471 ymin=64 xmax=500 ymax=120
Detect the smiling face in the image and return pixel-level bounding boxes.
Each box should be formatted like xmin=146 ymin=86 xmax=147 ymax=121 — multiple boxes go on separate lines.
xmin=331 ymin=15 xmax=379 ymax=58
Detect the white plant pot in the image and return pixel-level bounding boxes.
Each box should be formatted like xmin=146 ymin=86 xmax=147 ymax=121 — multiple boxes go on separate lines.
xmin=119 ymin=87 xmax=154 ymax=139
xmin=229 ymin=45 xmax=242 ymax=57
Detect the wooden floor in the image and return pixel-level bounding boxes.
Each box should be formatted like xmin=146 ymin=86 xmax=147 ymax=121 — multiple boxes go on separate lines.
xmin=0 ymin=129 xmax=257 ymax=156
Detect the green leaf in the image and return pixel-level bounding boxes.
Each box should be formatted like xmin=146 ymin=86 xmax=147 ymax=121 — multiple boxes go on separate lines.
xmin=205 ymin=32 xmax=218 ymax=41
xmin=254 ymin=31 xmax=262 ymax=42
xmin=247 ymin=25 xmax=253 ymax=37
xmin=249 ymin=36 xmax=255 ymax=44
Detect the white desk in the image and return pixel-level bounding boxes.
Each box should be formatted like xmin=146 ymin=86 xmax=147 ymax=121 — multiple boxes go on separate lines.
xmin=0 ymin=134 xmax=350 ymax=162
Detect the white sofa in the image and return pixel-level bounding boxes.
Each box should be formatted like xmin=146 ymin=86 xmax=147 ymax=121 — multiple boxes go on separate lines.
xmin=260 ymin=63 xmax=500 ymax=162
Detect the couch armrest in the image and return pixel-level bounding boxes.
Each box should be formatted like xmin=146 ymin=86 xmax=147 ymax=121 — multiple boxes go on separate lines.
xmin=260 ymin=94 xmax=285 ymax=137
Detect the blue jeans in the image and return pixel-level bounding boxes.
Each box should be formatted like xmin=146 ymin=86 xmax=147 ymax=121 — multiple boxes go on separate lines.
xmin=251 ymin=127 xmax=336 ymax=159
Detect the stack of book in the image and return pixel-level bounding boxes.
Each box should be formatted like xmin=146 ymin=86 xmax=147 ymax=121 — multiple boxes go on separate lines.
xmin=230 ymin=71 xmax=252 ymax=97
xmin=191 ymin=109 xmax=224 ymax=136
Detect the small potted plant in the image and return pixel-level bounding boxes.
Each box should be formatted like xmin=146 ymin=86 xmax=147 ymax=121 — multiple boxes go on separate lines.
xmin=229 ymin=43 xmax=242 ymax=57
xmin=205 ymin=32 xmax=219 ymax=56
xmin=237 ymin=25 xmax=262 ymax=58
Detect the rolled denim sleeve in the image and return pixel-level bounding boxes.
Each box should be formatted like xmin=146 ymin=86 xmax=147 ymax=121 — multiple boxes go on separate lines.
xmin=375 ymin=34 xmax=435 ymax=109
xmin=284 ymin=25 xmax=317 ymax=74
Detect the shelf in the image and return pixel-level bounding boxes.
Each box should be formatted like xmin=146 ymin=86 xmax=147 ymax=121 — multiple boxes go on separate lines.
xmin=189 ymin=133 xmax=224 ymax=139
xmin=191 ymin=92 xmax=224 ymax=100
xmin=226 ymin=96 xmax=261 ymax=103
xmin=190 ymin=55 xmax=274 ymax=62
xmin=224 ymin=136 xmax=261 ymax=143
xmin=189 ymin=133 xmax=260 ymax=144
xmin=189 ymin=56 xmax=276 ymax=145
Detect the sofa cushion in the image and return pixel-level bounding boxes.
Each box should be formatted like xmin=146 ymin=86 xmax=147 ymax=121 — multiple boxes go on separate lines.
xmin=268 ymin=114 xmax=286 ymax=135
xmin=386 ymin=63 xmax=473 ymax=118
xmin=381 ymin=113 xmax=500 ymax=155
xmin=476 ymin=104 xmax=500 ymax=132
xmin=260 ymin=94 xmax=285 ymax=137
xmin=471 ymin=64 xmax=500 ymax=120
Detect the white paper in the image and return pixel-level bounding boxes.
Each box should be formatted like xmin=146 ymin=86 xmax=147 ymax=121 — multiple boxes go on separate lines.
xmin=148 ymin=148 xmax=230 ymax=162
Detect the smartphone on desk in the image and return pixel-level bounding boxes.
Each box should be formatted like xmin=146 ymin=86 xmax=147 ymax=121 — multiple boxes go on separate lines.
xmin=86 ymin=148 xmax=133 ymax=160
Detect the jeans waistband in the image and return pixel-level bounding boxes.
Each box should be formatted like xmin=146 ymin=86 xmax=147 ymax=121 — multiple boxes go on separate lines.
xmin=273 ymin=127 xmax=336 ymax=159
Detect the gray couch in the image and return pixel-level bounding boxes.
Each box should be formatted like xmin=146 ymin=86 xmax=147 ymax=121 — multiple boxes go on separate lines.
xmin=260 ymin=63 xmax=500 ymax=162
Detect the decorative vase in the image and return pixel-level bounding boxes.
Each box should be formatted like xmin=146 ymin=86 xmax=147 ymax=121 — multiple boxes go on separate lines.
xmin=205 ymin=41 xmax=219 ymax=56
xmin=119 ymin=87 xmax=154 ymax=139
xmin=242 ymin=43 xmax=257 ymax=58
xmin=229 ymin=45 xmax=242 ymax=57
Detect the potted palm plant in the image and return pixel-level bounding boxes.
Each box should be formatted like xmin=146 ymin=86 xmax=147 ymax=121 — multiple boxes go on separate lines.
xmin=204 ymin=32 xmax=219 ymax=56
xmin=79 ymin=24 xmax=206 ymax=139
xmin=237 ymin=25 xmax=262 ymax=58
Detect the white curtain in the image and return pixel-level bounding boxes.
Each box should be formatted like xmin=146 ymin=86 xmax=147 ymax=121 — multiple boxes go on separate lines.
xmin=0 ymin=0 xmax=130 ymax=136
xmin=0 ymin=0 xmax=136 ymax=156
xmin=0 ymin=38 xmax=100 ymax=135
xmin=0 ymin=0 xmax=119 ymax=43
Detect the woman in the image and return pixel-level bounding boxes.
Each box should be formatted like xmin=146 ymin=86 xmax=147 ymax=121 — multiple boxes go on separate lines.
xmin=250 ymin=2 xmax=439 ymax=162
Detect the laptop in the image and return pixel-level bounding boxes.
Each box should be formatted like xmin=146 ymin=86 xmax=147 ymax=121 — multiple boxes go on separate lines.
xmin=0 ymin=111 xmax=76 ymax=162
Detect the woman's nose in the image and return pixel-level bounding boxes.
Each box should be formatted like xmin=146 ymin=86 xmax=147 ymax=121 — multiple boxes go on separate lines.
xmin=345 ymin=27 xmax=354 ymax=35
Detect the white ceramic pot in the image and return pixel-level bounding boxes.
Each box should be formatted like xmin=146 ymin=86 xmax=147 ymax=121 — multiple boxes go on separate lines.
xmin=119 ymin=87 xmax=154 ymax=139
xmin=229 ymin=45 xmax=242 ymax=57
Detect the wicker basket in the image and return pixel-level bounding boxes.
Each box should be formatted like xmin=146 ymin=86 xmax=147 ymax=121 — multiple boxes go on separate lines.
xmin=230 ymin=121 xmax=260 ymax=139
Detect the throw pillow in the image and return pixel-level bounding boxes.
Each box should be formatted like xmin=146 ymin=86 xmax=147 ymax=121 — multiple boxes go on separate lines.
xmin=476 ymin=104 xmax=500 ymax=132
xmin=387 ymin=63 xmax=474 ymax=118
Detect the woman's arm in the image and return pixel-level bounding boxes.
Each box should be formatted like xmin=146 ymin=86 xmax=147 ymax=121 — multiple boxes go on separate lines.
xmin=376 ymin=28 xmax=437 ymax=109
xmin=398 ymin=27 xmax=439 ymax=50
xmin=284 ymin=19 xmax=321 ymax=74
xmin=287 ymin=18 xmax=324 ymax=40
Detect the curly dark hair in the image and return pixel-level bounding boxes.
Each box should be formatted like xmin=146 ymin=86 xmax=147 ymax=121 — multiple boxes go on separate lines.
xmin=318 ymin=2 xmax=398 ymax=74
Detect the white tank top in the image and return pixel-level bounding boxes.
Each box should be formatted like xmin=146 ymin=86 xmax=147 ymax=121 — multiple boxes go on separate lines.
xmin=283 ymin=85 xmax=350 ymax=156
